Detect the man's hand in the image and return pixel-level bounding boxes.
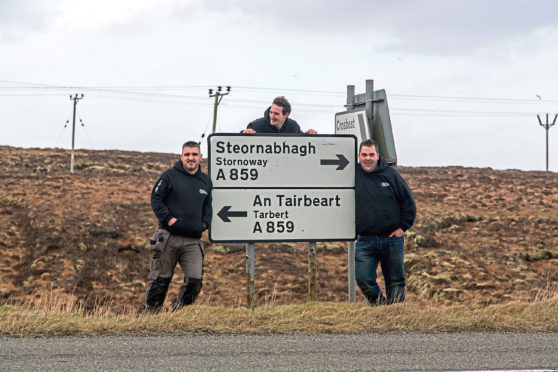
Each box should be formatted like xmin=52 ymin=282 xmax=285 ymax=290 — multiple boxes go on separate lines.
xmin=389 ymin=228 xmax=405 ymax=238
xmin=242 ymin=129 xmax=256 ymax=134
xmin=305 ymin=129 xmax=317 ymax=134
xmin=168 ymin=217 xmax=177 ymax=226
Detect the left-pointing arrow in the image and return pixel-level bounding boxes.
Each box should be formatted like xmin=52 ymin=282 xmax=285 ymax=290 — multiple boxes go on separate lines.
xmin=217 ymin=206 xmax=248 ymax=222
xmin=320 ymin=154 xmax=349 ymax=170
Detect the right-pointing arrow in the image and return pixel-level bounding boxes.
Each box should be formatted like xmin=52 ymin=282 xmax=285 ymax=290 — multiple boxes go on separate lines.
xmin=320 ymin=154 xmax=349 ymax=170
xmin=217 ymin=206 xmax=248 ymax=222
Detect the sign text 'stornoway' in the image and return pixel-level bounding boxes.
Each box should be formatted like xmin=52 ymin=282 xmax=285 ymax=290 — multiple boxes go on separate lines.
xmin=208 ymin=134 xmax=355 ymax=188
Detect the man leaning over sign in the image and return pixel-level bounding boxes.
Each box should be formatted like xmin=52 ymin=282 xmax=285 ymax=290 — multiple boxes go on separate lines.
xmin=355 ymin=139 xmax=416 ymax=304
xmin=242 ymin=96 xmax=318 ymax=134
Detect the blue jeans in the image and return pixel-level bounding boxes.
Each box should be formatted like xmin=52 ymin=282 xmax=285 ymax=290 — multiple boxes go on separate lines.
xmin=355 ymin=235 xmax=405 ymax=304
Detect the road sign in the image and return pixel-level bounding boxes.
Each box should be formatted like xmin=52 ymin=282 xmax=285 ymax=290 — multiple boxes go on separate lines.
xmin=208 ymin=134 xmax=357 ymax=242
xmin=208 ymin=134 xmax=355 ymax=188
xmin=338 ymin=86 xmax=397 ymax=165
xmin=334 ymin=110 xmax=370 ymax=145
xmin=210 ymin=188 xmax=355 ymax=242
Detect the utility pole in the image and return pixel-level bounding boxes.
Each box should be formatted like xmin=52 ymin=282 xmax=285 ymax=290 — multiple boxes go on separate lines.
xmin=208 ymin=86 xmax=231 ymax=134
xmin=69 ymin=94 xmax=84 ymax=174
xmin=537 ymin=113 xmax=557 ymax=172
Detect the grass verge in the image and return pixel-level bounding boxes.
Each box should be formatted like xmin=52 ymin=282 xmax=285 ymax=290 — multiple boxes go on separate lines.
xmin=1 ymin=297 xmax=557 ymax=336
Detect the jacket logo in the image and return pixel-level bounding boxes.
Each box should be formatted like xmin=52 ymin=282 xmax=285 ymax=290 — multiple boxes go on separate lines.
xmin=154 ymin=180 xmax=163 ymax=193
xmin=199 ymin=188 xmax=208 ymax=195
xmin=380 ymin=182 xmax=390 ymax=187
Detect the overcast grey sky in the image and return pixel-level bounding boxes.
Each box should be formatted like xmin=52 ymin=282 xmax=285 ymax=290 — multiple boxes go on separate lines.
xmin=1 ymin=0 xmax=557 ymax=171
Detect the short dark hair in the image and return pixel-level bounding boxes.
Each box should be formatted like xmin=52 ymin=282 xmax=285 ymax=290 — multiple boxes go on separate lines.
xmin=359 ymin=139 xmax=379 ymax=154
xmin=272 ymin=96 xmax=291 ymax=115
xmin=182 ymin=141 xmax=200 ymax=150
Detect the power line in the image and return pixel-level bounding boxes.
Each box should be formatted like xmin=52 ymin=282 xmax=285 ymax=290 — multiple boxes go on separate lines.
xmin=389 ymin=94 xmax=558 ymax=104
xmin=0 ymin=89 xmax=546 ymax=118
xmin=231 ymin=85 xmax=344 ymax=96
xmin=1 ymin=79 xmax=557 ymax=104
xmin=54 ymin=119 xmax=70 ymax=147
xmin=389 ymin=107 xmax=538 ymax=117
xmin=84 ymin=92 xmax=212 ymax=104
xmin=0 ymin=86 xmax=208 ymax=101
xmin=0 ymin=79 xmax=553 ymax=120
xmin=79 ymin=117 xmax=95 ymax=149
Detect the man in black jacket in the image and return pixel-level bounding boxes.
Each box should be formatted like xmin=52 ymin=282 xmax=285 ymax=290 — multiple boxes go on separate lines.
xmin=355 ymin=139 xmax=416 ymax=304
xmin=242 ymin=96 xmax=317 ymax=134
xmin=143 ymin=141 xmax=212 ymax=314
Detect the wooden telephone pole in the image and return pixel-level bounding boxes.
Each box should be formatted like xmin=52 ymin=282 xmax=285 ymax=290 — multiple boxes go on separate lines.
xmin=69 ymin=94 xmax=84 ymax=174
xmin=208 ymin=86 xmax=231 ymax=134
xmin=537 ymin=113 xmax=557 ymax=172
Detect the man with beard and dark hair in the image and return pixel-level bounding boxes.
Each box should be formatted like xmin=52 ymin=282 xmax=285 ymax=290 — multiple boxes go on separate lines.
xmin=242 ymin=96 xmax=317 ymax=134
xmin=355 ymin=139 xmax=416 ymax=305
xmin=143 ymin=141 xmax=212 ymax=314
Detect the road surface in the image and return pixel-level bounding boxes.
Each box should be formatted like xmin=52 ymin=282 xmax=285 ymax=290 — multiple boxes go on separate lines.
xmin=1 ymin=332 xmax=556 ymax=371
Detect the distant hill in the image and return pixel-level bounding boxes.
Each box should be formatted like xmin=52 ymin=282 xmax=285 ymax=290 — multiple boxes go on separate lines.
xmin=1 ymin=146 xmax=556 ymax=312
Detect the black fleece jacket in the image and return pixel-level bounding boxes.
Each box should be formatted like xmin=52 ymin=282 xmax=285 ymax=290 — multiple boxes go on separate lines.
xmin=151 ymin=160 xmax=212 ymax=239
xmin=245 ymin=107 xmax=303 ymax=133
xmin=355 ymin=157 xmax=416 ymax=236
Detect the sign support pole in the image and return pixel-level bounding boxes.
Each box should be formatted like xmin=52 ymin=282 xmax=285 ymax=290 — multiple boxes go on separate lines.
xmin=308 ymin=242 xmax=317 ymax=301
xmin=345 ymin=85 xmax=357 ymax=303
xmin=348 ymin=242 xmax=356 ymax=302
xmin=346 ymin=85 xmax=355 ymax=109
xmin=246 ymin=242 xmax=255 ymax=309
xmin=365 ymin=79 xmax=374 ymax=138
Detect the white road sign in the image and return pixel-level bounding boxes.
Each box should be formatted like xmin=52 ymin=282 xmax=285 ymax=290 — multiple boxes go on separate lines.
xmin=334 ymin=110 xmax=370 ymax=145
xmin=208 ymin=134 xmax=356 ymax=188
xmin=210 ymin=188 xmax=356 ymax=242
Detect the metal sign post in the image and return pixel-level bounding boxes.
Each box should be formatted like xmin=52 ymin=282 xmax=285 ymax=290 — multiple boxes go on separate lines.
xmin=347 ymin=241 xmax=356 ymax=302
xmin=246 ymin=242 xmax=255 ymax=309
xmin=308 ymin=242 xmax=317 ymax=301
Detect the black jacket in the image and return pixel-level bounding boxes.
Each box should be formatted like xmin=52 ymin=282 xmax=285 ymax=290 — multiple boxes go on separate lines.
xmin=246 ymin=107 xmax=303 ymax=133
xmin=355 ymin=157 xmax=416 ymax=236
xmin=151 ymin=160 xmax=212 ymax=239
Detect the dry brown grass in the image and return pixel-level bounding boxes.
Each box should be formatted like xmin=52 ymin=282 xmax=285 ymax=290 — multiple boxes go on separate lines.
xmin=1 ymin=289 xmax=557 ymax=336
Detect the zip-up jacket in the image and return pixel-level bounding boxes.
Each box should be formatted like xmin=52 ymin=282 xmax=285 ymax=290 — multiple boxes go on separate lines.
xmin=355 ymin=157 xmax=416 ymax=236
xmin=245 ymin=106 xmax=303 ymax=133
xmin=151 ymin=160 xmax=212 ymax=239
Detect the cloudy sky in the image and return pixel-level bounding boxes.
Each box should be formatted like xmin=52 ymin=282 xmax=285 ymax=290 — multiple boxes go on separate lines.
xmin=1 ymin=0 xmax=558 ymax=171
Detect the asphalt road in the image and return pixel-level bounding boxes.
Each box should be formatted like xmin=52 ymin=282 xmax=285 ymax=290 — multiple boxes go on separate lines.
xmin=1 ymin=332 xmax=556 ymax=371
